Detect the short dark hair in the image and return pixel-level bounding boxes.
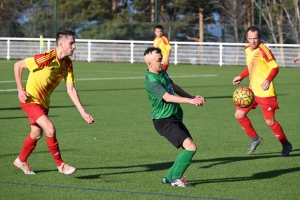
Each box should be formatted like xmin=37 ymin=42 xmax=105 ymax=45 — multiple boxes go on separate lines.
xmin=56 ymin=30 xmax=75 ymax=46
xmin=154 ymin=25 xmax=163 ymax=31
xmin=246 ymin=26 xmax=261 ymax=38
xmin=144 ymin=47 xmax=162 ymax=56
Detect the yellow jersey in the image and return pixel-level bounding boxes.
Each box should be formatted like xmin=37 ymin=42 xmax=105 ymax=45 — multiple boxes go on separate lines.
xmin=23 ymin=49 xmax=75 ymax=108
xmin=153 ymin=36 xmax=171 ymax=61
xmin=245 ymin=43 xmax=278 ymax=97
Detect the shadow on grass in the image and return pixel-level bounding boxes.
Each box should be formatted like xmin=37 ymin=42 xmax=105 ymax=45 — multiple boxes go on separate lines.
xmin=189 ymin=166 xmax=300 ymax=186
xmin=72 ymin=149 xmax=300 ymax=180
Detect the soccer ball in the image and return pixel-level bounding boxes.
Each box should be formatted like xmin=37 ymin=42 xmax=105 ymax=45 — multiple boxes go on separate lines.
xmin=232 ymin=86 xmax=254 ymax=108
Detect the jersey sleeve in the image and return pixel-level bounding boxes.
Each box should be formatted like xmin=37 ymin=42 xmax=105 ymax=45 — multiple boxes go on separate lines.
xmin=24 ymin=57 xmax=39 ymax=71
xmin=162 ymin=36 xmax=171 ymax=50
xmin=146 ymin=79 xmax=167 ymax=100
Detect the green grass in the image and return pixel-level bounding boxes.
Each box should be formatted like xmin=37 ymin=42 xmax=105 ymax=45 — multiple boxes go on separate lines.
xmin=0 ymin=60 xmax=300 ymax=200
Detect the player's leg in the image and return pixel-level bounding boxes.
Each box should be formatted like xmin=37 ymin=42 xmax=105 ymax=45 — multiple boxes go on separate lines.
xmin=153 ymin=118 xmax=194 ymax=187
xmin=260 ymin=97 xmax=292 ymax=156
xmin=14 ymin=125 xmax=43 ymax=174
xmin=235 ymin=99 xmax=263 ymax=154
xmin=36 ymin=115 xmax=76 ymax=174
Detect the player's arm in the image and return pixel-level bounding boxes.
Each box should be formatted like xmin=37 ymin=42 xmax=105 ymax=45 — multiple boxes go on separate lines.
xmin=261 ymin=67 xmax=278 ymax=91
xmin=66 ymin=82 xmax=94 ymax=124
xmin=14 ymin=60 xmax=30 ymax=101
xmin=163 ymin=83 xmax=205 ymax=106
xmin=233 ymin=67 xmax=249 ymax=85
xmin=292 ymin=54 xmax=300 ymax=64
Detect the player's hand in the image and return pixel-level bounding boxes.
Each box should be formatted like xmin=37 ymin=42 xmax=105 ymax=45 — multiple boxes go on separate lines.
xmin=261 ymin=80 xmax=270 ymax=91
xmin=292 ymin=59 xmax=298 ymax=64
xmin=190 ymin=95 xmax=206 ymax=106
xmin=82 ymin=113 xmax=94 ymax=124
xmin=18 ymin=90 xmax=30 ymax=101
xmin=233 ymin=76 xmax=242 ymax=85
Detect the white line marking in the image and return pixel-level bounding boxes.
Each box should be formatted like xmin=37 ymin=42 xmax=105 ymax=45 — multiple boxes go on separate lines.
xmin=76 ymin=74 xmax=217 ymax=81
xmin=0 ymin=74 xmax=217 ymax=92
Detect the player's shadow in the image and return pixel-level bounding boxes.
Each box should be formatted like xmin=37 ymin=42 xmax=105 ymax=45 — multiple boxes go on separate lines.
xmin=189 ymin=166 xmax=300 ymax=186
xmin=74 ymin=149 xmax=300 ymax=180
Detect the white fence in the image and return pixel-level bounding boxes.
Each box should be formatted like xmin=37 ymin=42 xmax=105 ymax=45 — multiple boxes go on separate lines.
xmin=0 ymin=37 xmax=299 ymax=67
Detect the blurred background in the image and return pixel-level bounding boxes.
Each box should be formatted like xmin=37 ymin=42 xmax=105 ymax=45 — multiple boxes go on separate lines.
xmin=1 ymin=0 xmax=299 ymax=44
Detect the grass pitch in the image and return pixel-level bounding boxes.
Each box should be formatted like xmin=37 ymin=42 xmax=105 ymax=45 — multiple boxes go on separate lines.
xmin=0 ymin=60 xmax=299 ymax=200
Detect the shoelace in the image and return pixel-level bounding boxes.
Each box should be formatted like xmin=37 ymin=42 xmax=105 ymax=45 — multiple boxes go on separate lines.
xmin=22 ymin=163 xmax=32 ymax=172
xmin=179 ymin=176 xmax=189 ymax=185
xmin=61 ymin=164 xmax=70 ymax=171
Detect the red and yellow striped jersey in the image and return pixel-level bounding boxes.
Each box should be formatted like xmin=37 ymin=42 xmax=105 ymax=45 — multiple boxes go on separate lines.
xmin=23 ymin=49 xmax=75 ymax=108
xmin=153 ymin=36 xmax=171 ymax=61
xmin=245 ymin=43 xmax=278 ymax=97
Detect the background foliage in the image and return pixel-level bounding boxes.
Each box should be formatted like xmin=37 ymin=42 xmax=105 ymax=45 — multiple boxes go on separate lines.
xmin=0 ymin=0 xmax=300 ymax=43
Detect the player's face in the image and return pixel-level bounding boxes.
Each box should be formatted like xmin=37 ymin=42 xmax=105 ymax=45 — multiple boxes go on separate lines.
xmin=62 ymin=35 xmax=76 ymax=56
xmin=246 ymin=31 xmax=260 ymax=50
xmin=150 ymin=52 xmax=163 ymax=73
xmin=154 ymin=28 xmax=163 ymax=38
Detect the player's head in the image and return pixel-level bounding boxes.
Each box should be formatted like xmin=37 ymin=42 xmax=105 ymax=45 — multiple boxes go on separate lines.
xmin=56 ymin=30 xmax=76 ymax=57
xmin=154 ymin=25 xmax=164 ymax=38
xmin=246 ymin=26 xmax=261 ymax=50
xmin=144 ymin=47 xmax=163 ymax=73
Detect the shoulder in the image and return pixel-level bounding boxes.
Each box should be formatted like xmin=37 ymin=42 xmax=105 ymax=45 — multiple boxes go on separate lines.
xmin=161 ymin=36 xmax=170 ymax=44
xmin=33 ymin=49 xmax=57 ymax=68
xmin=244 ymin=44 xmax=251 ymax=51
xmin=258 ymin=43 xmax=275 ymax=61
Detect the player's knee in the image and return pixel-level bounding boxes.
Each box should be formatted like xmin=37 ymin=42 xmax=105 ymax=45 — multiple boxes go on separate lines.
xmin=30 ymin=132 xmax=43 ymax=140
xmin=182 ymin=138 xmax=197 ymax=151
xmin=265 ymin=118 xmax=275 ymax=126
xmin=44 ymin=127 xmax=56 ymax=137
xmin=234 ymin=111 xmax=245 ymax=120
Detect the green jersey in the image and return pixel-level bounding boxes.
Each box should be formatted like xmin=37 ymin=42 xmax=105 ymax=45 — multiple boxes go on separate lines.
xmin=144 ymin=70 xmax=183 ymax=120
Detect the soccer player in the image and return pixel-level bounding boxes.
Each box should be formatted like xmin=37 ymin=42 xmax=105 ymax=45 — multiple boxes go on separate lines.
xmin=292 ymin=54 xmax=300 ymax=64
xmin=153 ymin=25 xmax=171 ymax=71
xmin=232 ymin=26 xmax=292 ymax=156
xmin=13 ymin=30 xmax=94 ymax=175
xmin=143 ymin=47 xmax=205 ymax=187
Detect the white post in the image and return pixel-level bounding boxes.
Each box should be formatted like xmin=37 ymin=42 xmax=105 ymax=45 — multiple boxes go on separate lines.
xmin=130 ymin=41 xmax=134 ymax=63
xmin=219 ymin=44 xmax=223 ymax=66
xmin=174 ymin=42 xmax=178 ymax=65
xmin=6 ymin=38 xmax=10 ymax=60
xmin=47 ymin=39 xmax=51 ymax=51
xmin=87 ymin=41 xmax=91 ymax=62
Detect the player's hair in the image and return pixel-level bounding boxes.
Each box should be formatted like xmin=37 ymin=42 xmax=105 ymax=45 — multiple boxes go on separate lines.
xmin=56 ymin=30 xmax=75 ymax=46
xmin=246 ymin=26 xmax=261 ymax=38
xmin=154 ymin=25 xmax=164 ymax=31
xmin=144 ymin=47 xmax=162 ymax=56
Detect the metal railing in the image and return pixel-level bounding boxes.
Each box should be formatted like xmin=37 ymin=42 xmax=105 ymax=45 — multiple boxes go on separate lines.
xmin=0 ymin=37 xmax=299 ymax=67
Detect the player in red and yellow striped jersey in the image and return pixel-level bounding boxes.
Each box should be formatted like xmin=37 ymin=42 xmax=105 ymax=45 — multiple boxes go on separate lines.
xmin=232 ymin=26 xmax=292 ymax=157
xmin=153 ymin=25 xmax=171 ymax=70
xmin=13 ymin=30 xmax=94 ymax=175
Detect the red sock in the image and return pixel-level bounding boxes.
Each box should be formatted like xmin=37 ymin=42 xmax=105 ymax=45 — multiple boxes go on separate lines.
xmin=269 ymin=122 xmax=288 ymax=144
xmin=46 ymin=136 xmax=63 ymax=166
xmin=237 ymin=116 xmax=257 ymax=138
xmin=19 ymin=134 xmax=37 ymax=162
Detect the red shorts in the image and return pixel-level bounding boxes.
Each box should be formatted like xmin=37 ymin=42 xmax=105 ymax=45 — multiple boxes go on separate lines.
xmin=162 ymin=64 xmax=169 ymax=71
xmin=236 ymin=96 xmax=279 ymax=120
xmin=20 ymin=102 xmax=49 ymax=125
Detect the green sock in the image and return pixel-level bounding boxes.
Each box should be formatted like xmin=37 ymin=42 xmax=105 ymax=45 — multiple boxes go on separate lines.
xmin=165 ymin=151 xmax=185 ymax=181
xmin=172 ymin=150 xmax=196 ymax=180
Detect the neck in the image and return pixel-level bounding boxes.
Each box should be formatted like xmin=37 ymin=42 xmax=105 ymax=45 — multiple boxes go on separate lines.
xmin=55 ymin=48 xmax=65 ymax=60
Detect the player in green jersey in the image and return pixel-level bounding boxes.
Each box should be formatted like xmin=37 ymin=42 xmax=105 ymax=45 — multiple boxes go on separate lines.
xmin=143 ymin=47 xmax=206 ymax=187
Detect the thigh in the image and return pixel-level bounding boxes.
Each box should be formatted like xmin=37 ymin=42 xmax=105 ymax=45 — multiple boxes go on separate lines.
xmin=257 ymin=97 xmax=279 ymax=120
xmin=20 ymin=102 xmax=49 ymax=125
xmin=153 ymin=119 xmax=191 ymax=148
